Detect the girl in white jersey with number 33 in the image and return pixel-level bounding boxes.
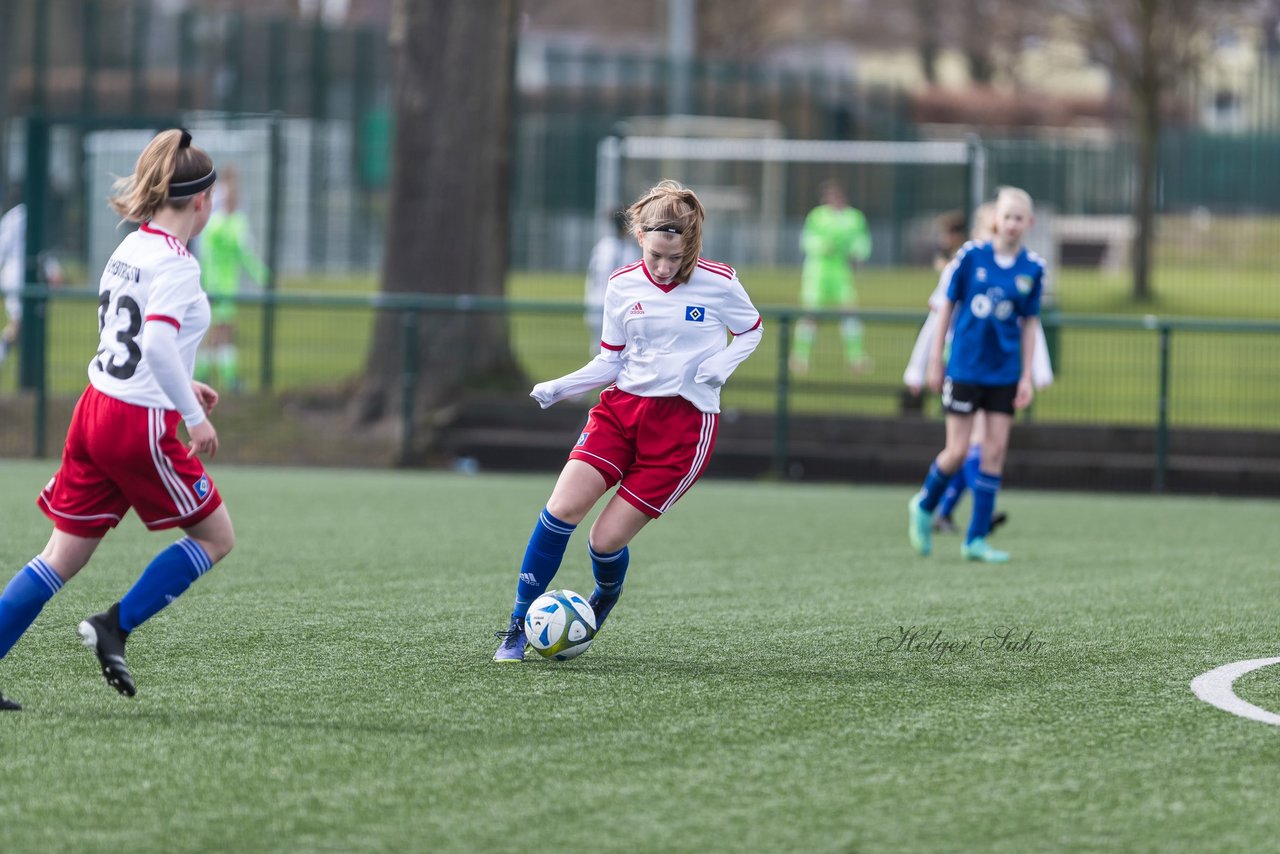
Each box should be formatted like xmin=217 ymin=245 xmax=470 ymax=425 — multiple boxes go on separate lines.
xmin=494 ymin=180 xmax=764 ymax=661
xmin=0 ymin=130 xmax=236 ymax=711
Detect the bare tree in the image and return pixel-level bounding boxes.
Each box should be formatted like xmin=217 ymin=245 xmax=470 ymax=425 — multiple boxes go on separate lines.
xmin=912 ymin=0 xmax=941 ymax=84
xmin=1054 ymin=0 xmax=1239 ymax=301
xmin=353 ymin=0 xmax=524 ymax=451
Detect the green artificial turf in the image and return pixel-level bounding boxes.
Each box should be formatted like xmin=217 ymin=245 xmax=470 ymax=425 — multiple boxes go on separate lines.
xmin=1 ymin=461 xmax=1277 ymax=852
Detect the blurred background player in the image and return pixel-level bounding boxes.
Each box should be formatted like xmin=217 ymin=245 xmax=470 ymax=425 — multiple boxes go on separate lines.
xmin=584 ymin=209 xmax=640 ymax=353
xmin=492 ymin=180 xmax=763 ymax=662
xmin=0 ymin=130 xmax=235 ymax=710
xmin=791 ymin=179 xmax=872 ymax=375
xmin=907 ymin=186 xmax=1046 ymax=563
xmin=196 ymin=167 xmax=267 ymax=392
xmin=0 ymin=184 xmax=64 ymax=370
xmin=905 ymin=202 xmax=1054 ymax=535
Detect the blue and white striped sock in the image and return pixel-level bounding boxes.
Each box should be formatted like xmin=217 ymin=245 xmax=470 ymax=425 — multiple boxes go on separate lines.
xmin=119 ymin=537 xmax=214 ymax=633
xmin=512 ymin=508 xmax=576 ymax=621
xmin=0 ymin=557 xmax=63 ymax=660
xmin=589 ymin=544 xmax=629 ymax=601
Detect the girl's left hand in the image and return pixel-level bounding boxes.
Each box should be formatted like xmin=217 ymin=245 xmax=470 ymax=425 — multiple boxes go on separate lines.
xmin=192 ymin=381 xmax=219 ymax=414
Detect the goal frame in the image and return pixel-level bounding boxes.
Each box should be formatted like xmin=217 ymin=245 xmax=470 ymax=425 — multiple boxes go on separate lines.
xmin=595 ymin=134 xmax=988 ymax=264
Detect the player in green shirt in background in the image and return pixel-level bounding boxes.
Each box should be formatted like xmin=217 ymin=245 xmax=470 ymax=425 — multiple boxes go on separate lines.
xmin=792 ymin=179 xmax=873 ymax=375
xmin=196 ymin=168 xmax=267 ymax=391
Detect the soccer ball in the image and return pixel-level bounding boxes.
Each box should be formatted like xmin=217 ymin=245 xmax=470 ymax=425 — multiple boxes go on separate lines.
xmin=524 ymin=589 xmax=597 ymax=660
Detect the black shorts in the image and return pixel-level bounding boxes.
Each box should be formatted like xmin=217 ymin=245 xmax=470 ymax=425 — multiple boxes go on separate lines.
xmin=941 ymin=379 xmax=1017 ymax=416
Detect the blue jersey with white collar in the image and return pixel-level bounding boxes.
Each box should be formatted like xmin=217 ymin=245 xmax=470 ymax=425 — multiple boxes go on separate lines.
xmin=943 ymin=240 xmax=1044 ymax=385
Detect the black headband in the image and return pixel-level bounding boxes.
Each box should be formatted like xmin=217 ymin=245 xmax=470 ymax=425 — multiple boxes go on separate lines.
xmin=643 ymin=224 xmax=683 ymax=235
xmin=169 ymin=169 xmax=217 ymax=198
xmin=168 ymin=128 xmax=214 ymax=197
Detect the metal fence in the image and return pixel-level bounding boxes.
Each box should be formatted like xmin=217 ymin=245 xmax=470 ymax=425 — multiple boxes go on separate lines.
xmin=3 ymin=288 xmax=1278 ymax=490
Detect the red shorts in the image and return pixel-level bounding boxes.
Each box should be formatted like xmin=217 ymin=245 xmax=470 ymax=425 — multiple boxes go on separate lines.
xmin=37 ymin=385 xmax=223 ymax=538
xmin=569 ymin=387 xmax=718 ymax=518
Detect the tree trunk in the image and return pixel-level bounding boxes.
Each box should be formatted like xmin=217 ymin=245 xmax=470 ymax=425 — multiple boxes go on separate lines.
xmin=1131 ymin=1 xmax=1160 ymax=302
xmin=913 ymin=0 xmax=939 ymax=84
xmin=353 ymin=0 xmax=524 ymax=447
xmin=1132 ymin=90 xmax=1158 ymax=302
xmin=961 ymin=0 xmax=995 ymax=84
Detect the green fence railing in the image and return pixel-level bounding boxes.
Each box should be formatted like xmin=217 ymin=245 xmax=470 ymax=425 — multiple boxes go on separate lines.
xmin=5 ymin=287 xmax=1280 ymax=488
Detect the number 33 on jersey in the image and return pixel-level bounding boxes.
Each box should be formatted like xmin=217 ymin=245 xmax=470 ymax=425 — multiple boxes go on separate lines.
xmin=91 ymin=222 xmax=211 ymax=409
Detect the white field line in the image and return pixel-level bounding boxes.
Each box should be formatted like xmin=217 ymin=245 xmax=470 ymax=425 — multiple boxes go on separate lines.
xmin=1190 ymin=657 xmax=1280 ymax=726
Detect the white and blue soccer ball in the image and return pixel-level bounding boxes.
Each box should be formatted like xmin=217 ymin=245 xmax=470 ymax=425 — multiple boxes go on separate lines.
xmin=524 ymin=589 xmax=597 ymax=660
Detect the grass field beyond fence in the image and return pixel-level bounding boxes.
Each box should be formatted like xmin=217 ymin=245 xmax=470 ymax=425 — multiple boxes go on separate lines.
xmin=1 ymin=461 xmax=1278 ymax=852
xmin=8 ymin=261 xmax=1280 ymax=434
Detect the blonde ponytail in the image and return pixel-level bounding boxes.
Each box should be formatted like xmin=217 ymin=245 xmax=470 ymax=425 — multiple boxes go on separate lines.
xmin=109 ymin=129 xmax=215 ymax=223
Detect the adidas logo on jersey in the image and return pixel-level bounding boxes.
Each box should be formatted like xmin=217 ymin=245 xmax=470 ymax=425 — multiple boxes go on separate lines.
xmin=630 ymin=302 xmax=645 ymax=315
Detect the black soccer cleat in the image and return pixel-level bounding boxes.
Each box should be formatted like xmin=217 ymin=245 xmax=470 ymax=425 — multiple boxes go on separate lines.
xmin=0 ymin=692 xmax=21 ymax=711
xmin=989 ymin=511 xmax=1009 ymax=535
xmin=78 ymin=602 xmax=136 ymax=697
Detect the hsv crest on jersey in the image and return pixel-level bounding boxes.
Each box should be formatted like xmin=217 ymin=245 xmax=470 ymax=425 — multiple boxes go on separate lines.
xmin=577 ymin=431 xmax=589 ymax=446
xmin=193 ymin=474 xmax=210 ymax=499
xmin=685 ymin=306 xmax=705 ymax=322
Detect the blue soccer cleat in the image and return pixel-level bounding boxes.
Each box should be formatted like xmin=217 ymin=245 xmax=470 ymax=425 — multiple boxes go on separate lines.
xmin=961 ymin=537 xmax=1010 ymax=563
xmin=492 ymin=616 xmax=527 ymax=663
xmin=0 ymin=691 xmax=20 ymax=711
xmin=587 ymin=589 xmax=619 ymax=631
xmin=908 ymin=494 xmax=933 ymax=556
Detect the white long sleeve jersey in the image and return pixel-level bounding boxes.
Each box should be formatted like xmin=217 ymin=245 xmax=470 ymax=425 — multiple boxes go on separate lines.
xmin=600 ymin=257 xmax=762 ymax=413
xmin=89 ymin=223 xmax=210 ymax=412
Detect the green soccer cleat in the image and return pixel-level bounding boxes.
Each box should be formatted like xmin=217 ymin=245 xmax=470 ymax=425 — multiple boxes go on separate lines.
xmin=908 ymin=494 xmax=933 ymax=556
xmin=961 ymin=537 xmax=1010 ymax=563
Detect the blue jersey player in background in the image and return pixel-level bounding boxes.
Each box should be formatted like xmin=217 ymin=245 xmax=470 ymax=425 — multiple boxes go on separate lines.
xmin=907 ymin=187 xmax=1045 ymax=563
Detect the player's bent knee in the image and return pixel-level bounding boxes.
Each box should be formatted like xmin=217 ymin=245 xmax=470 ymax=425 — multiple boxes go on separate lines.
xmin=192 ymin=532 xmax=233 ymax=565
xmin=185 ymin=509 xmax=235 ymax=564
xmin=938 ymin=448 xmax=967 ymax=472
xmin=544 ymin=498 xmax=590 ymax=526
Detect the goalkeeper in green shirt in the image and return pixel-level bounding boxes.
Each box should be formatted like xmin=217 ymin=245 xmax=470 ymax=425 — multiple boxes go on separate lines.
xmin=196 ymin=168 xmax=267 ymax=390
xmin=792 ymin=180 xmax=873 ymax=374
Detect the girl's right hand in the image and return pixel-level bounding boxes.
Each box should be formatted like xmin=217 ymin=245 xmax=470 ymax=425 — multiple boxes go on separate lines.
xmin=925 ymin=358 xmax=944 ymax=394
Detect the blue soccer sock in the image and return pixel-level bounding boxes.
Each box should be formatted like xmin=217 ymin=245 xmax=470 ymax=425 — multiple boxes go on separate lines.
xmin=966 ymin=472 xmax=1003 ymax=544
xmin=511 ymin=508 xmax=576 ymax=622
xmin=0 ymin=558 xmax=63 ymax=660
xmin=917 ymin=461 xmax=955 ymax=513
xmin=589 ymin=544 xmax=629 ymax=601
xmin=939 ymin=444 xmax=982 ymax=518
xmin=963 ymin=443 xmax=982 ymax=487
xmin=937 ymin=471 xmax=966 ymax=519
xmin=118 ymin=538 xmax=214 ymax=633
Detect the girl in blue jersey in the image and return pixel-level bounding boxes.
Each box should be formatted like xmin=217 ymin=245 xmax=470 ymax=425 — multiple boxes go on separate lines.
xmin=907 ymin=187 xmax=1045 ymax=563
